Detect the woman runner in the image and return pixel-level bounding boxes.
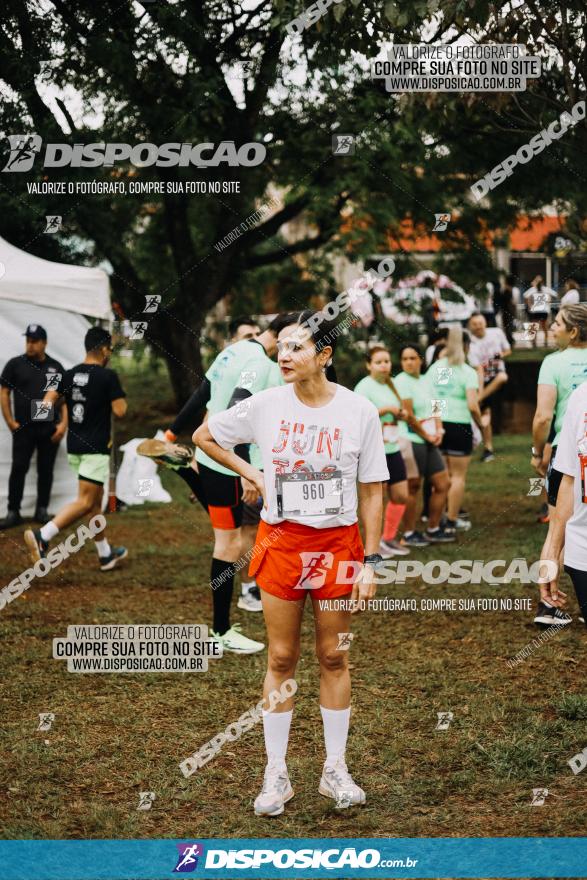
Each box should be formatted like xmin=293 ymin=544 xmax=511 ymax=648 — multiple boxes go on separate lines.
xmin=393 ymin=344 xmax=453 ymax=545
xmin=428 ymin=327 xmax=483 ymax=533
xmin=194 ymin=310 xmax=388 ymax=816
xmin=354 ymin=346 xmax=410 ymax=558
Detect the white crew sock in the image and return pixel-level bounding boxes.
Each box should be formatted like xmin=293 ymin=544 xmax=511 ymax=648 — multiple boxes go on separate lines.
xmin=241 ymin=579 xmax=255 ymax=596
xmin=320 ymin=706 xmax=350 ymax=766
xmin=262 ymin=709 xmax=292 ymax=769
xmin=95 ymin=538 xmax=111 ymax=558
xmin=40 ymin=521 xmax=59 ymax=542
xmin=542 ymin=600 xmax=553 ymax=609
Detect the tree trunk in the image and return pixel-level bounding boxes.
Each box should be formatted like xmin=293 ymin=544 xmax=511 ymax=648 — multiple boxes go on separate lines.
xmin=149 ymin=314 xmax=205 ymax=407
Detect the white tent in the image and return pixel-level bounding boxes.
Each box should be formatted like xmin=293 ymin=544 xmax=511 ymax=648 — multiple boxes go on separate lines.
xmin=0 ymin=236 xmax=112 ymax=518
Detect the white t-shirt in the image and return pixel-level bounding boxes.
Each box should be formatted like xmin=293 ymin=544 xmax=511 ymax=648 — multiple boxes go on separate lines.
xmin=468 ymin=327 xmax=510 ymax=381
xmin=553 ymin=383 xmax=587 ymax=571
xmin=207 ymin=383 xmax=389 ymax=528
xmin=524 ymin=286 xmax=557 ymax=313
xmin=560 ymin=288 xmax=580 ymax=306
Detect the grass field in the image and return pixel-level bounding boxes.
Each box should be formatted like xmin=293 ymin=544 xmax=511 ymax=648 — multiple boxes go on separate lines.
xmin=1 ymin=361 xmax=586 ymax=843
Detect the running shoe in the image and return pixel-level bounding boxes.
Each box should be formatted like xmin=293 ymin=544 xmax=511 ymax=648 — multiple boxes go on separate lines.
xmin=319 ymin=758 xmax=366 ymax=807
xmin=136 ymin=438 xmax=194 ymax=469
xmin=238 ymin=584 xmax=263 ymax=612
xmin=425 ymin=527 xmax=456 ymax=543
xmin=99 ymin=547 xmax=128 ymax=571
xmin=533 ymin=602 xmax=572 ymax=627
xmin=481 ymin=449 xmax=495 ymax=463
xmin=444 ymin=517 xmax=471 ymax=533
xmin=211 ymin=624 xmax=264 ymax=654
xmin=537 ymin=503 xmax=549 ymax=524
xmin=401 ymin=531 xmax=430 ymax=548
xmin=24 ymin=528 xmax=48 ymax=563
xmin=379 ymin=539 xmax=410 ymax=558
xmin=579 ymin=617 xmax=585 ymax=625
xmin=254 ymin=764 xmax=294 ymax=817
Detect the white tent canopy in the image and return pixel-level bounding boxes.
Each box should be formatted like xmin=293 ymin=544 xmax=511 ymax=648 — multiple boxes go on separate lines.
xmin=0 ymin=236 xmax=112 ymax=518
xmin=0 ymin=235 xmax=111 ymax=319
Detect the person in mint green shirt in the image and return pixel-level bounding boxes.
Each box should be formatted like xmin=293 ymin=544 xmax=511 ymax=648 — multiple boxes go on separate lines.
xmin=394 ymin=344 xmax=451 ymax=545
xmin=354 ymin=346 xmax=409 ymax=557
xmin=426 ymin=327 xmax=482 ymax=532
xmin=532 ymin=304 xmax=587 ymax=513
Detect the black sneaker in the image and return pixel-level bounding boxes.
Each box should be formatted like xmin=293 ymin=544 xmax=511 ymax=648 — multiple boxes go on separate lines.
xmin=0 ymin=510 xmax=23 ymax=529
xmin=24 ymin=528 xmax=48 ymax=563
xmin=425 ymin=527 xmax=456 ymax=543
xmin=34 ymin=507 xmax=52 ymax=524
xmin=533 ymin=601 xmax=572 ymax=627
xmin=99 ymin=546 xmax=128 ymax=571
xmin=481 ymin=449 xmax=495 ymax=463
xmin=401 ymin=531 xmax=430 ymax=548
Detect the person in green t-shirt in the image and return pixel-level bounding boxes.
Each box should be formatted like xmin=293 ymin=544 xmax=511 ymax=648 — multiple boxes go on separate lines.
xmin=394 ymin=344 xmax=452 ymax=546
xmin=427 ymin=327 xmax=483 ymax=532
xmin=354 ymin=346 xmax=410 ymax=558
xmin=533 ymin=304 xmax=587 ymax=516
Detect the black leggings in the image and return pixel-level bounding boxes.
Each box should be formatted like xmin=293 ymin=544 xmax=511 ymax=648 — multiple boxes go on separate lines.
xmin=564 ymin=566 xmax=587 ymax=627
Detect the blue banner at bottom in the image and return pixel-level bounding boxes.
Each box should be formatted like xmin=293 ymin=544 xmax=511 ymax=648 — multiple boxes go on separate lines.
xmin=0 ymin=837 xmax=586 ymax=879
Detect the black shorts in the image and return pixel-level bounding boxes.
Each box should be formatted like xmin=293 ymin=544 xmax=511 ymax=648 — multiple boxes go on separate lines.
xmin=198 ymin=462 xmax=243 ymax=529
xmin=440 ymin=422 xmax=473 ymax=457
xmin=412 ymin=442 xmax=446 ymax=478
xmin=526 ymin=310 xmax=548 ymax=322
xmin=386 ymin=451 xmax=407 ymax=485
xmin=546 ymin=449 xmax=563 ymax=507
xmin=242 ymin=499 xmax=262 ymax=527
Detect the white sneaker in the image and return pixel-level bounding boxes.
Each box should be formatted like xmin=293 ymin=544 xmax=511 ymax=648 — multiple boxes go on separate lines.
xmin=211 ymin=624 xmax=264 ymax=654
xmin=254 ymin=764 xmax=294 ymax=816
xmin=319 ymin=758 xmax=366 ymax=807
xmin=237 ymin=585 xmax=263 ymax=612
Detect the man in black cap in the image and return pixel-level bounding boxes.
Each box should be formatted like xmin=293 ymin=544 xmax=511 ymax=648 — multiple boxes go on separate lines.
xmin=24 ymin=326 xmax=128 ymax=572
xmin=0 ymin=324 xmax=67 ymax=528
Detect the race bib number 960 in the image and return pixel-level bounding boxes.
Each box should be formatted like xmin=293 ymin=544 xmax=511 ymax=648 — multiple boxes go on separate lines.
xmin=276 ymin=471 xmax=343 ymax=517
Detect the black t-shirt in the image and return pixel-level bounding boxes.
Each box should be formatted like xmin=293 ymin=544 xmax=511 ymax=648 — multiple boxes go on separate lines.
xmin=58 ymin=363 xmax=126 ymax=455
xmin=0 ymin=353 xmax=65 ymax=427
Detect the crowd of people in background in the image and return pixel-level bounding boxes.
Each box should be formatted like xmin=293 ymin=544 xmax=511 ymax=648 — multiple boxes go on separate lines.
xmin=2 ymin=278 xmax=587 ymax=817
